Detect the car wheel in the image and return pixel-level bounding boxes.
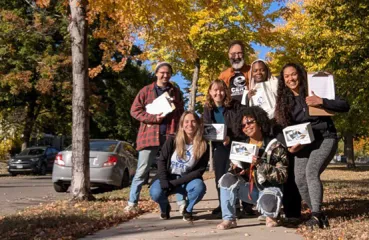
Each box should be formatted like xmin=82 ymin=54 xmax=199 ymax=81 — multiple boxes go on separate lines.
xmin=39 ymin=164 xmax=47 ymax=175
xmin=53 ymin=182 xmax=69 ymax=193
xmin=120 ymin=169 xmax=130 ymax=189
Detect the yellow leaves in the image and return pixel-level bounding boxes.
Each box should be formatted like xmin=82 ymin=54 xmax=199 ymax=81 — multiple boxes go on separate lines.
xmin=36 ymin=0 xmax=51 ymax=8
xmin=1 ymin=71 xmax=33 ymax=95
xmin=89 ymin=65 xmax=103 ymax=79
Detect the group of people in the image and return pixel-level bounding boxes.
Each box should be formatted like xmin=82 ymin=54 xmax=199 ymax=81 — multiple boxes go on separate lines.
xmin=124 ymin=40 xmax=350 ymax=231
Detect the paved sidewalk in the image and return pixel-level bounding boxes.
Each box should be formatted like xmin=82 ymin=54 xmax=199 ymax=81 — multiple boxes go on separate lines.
xmin=81 ymin=179 xmax=303 ymax=240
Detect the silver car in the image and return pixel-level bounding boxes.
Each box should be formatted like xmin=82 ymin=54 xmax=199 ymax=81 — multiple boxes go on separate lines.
xmin=52 ymin=139 xmax=137 ymax=192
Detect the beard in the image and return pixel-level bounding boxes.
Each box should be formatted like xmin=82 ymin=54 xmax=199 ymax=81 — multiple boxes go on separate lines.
xmin=230 ymin=58 xmax=245 ymax=70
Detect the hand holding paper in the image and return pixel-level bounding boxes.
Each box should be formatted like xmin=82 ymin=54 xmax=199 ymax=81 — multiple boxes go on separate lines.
xmin=288 ymin=143 xmax=304 ymax=153
xmin=145 ymin=92 xmax=175 ymax=117
xmin=306 ymin=91 xmax=323 ymax=107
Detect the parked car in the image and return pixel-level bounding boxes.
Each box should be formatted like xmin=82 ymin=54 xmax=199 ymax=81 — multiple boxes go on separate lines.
xmin=8 ymin=146 xmax=59 ymax=176
xmin=52 ymin=139 xmax=137 ymax=192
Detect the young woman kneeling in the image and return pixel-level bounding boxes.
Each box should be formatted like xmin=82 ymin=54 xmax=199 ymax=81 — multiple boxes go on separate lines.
xmin=150 ymin=111 xmax=209 ymax=221
xmin=217 ymin=106 xmax=289 ymax=229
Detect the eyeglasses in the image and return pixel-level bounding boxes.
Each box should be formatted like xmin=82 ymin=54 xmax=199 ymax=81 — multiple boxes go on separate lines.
xmin=229 ymin=52 xmax=243 ymax=58
xmin=241 ymin=120 xmax=256 ymax=128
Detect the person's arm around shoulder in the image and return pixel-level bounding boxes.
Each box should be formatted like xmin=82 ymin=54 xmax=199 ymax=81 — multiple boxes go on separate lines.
xmin=130 ymin=87 xmax=160 ymax=124
xmin=254 ymin=144 xmax=289 ymax=185
xmin=157 ymin=137 xmax=175 ymax=189
xmin=169 ymin=143 xmax=210 ymax=187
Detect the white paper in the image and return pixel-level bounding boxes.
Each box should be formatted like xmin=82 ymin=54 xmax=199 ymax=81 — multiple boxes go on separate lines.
xmin=308 ymin=73 xmax=335 ymax=100
xmin=241 ymin=89 xmax=249 ymax=105
xmin=283 ymin=122 xmax=315 ymax=147
xmin=203 ymin=124 xmax=227 ymax=141
xmin=145 ymin=92 xmax=174 ymax=116
xmin=229 ymin=141 xmax=259 ymax=163
xmin=250 ymin=84 xmax=272 ymax=111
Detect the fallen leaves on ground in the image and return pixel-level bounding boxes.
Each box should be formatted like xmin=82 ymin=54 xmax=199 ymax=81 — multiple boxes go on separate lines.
xmin=0 ymin=186 xmax=157 ymax=240
xmin=298 ymin=164 xmax=369 ymax=240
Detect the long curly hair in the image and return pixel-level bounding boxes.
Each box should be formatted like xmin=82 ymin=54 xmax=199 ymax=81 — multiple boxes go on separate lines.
xmin=241 ymin=106 xmax=271 ymax=138
xmin=275 ymin=63 xmax=308 ymax=127
xmin=204 ymin=79 xmax=232 ymax=109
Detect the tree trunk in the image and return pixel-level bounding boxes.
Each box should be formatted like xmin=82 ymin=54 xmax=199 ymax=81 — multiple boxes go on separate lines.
xmin=344 ymin=132 xmax=356 ymax=168
xmin=69 ymin=0 xmax=93 ymax=201
xmin=21 ymin=101 xmax=41 ymax=150
xmin=188 ymin=58 xmax=200 ymax=111
xmin=21 ymin=102 xmax=36 ymax=150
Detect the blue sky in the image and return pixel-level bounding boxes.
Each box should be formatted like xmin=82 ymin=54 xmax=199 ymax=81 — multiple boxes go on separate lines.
xmin=144 ymin=1 xmax=284 ymax=92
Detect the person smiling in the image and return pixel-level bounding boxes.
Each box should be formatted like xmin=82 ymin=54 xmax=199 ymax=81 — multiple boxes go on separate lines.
xmin=216 ymin=106 xmax=289 ymax=230
xmin=150 ymin=111 xmax=209 ymax=221
xmin=202 ymin=79 xmax=245 ymax=217
xmin=275 ymin=63 xmax=350 ymax=229
xmin=218 ymin=40 xmax=251 ymax=103
xmin=125 ymin=62 xmax=184 ymax=214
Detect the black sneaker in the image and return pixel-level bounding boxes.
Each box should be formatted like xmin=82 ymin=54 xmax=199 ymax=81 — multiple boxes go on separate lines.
xmin=243 ymin=205 xmax=256 ymax=216
xmin=211 ymin=206 xmax=221 ymax=215
xmin=305 ymin=213 xmax=329 ymax=230
xmin=319 ymin=214 xmax=330 ymax=229
xmin=182 ymin=209 xmax=194 ymax=222
xmin=160 ymin=204 xmax=171 ymax=220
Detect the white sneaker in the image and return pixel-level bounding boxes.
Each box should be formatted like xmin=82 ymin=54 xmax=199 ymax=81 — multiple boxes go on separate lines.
xmin=124 ymin=204 xmax=139 ymax=213
xmin=179 ymin=203 xmax=186 ymax=214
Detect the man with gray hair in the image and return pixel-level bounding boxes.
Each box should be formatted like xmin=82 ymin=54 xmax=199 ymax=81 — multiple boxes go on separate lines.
xmin=219 ymin=40 xmax=251 ymax=104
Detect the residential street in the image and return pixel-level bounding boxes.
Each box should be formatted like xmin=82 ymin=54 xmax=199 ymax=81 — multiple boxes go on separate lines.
xmin=0 ymin=174 xmax=68 ymax=216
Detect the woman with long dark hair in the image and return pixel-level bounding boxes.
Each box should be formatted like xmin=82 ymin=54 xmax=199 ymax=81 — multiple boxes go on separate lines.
xmin=275 ymin=63 xmax=350 ymax=229
xmin=150 ymin=111 xmax=209 ymax=221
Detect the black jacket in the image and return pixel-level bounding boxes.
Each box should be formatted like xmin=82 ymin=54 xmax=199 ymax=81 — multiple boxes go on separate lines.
xmin=154 ymin=136 xmax=210 ymax=189
xmin=290 ymin=95 xmax=349 ymax=139
xmin=203 ymin=100 xmax=246 ymax=141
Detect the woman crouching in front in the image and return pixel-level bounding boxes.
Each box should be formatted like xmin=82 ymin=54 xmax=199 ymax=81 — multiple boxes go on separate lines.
xmin=150 ymin=111 xmax=209 ymax=221
xmin=217 ymin=106 xmax=289 ymax=229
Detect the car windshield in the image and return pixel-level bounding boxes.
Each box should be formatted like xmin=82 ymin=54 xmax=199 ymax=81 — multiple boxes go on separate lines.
xmin=19 ymin=148 xmax=45 ymax=156
xmin=90 ymin=141 xmax=118 ymax=152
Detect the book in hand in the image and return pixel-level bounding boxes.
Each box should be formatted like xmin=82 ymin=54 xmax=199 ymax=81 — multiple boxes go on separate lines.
xmin=203 ymin=124 xmax=227 ymax=141
xmin=145 ymin=92 xmax=176 ymax=116
xmin=229 ymin=141 xmax=259 ymax=168
xmin=283 ymin=122 xmax=315 ymax=147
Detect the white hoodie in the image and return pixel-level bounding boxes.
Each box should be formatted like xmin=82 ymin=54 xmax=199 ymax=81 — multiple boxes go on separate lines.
xmin=241 ymin=59 xmax=278 ymax=119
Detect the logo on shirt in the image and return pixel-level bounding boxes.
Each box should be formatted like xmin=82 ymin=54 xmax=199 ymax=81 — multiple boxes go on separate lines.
xmin=176 ymin=150 xmax=191 ymax=164
xmin=233 ymin=75 xmax=246 ymax=87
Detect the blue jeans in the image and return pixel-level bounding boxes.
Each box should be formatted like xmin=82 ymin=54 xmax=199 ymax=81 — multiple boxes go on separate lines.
xmin=220 ymin=182 xmax=259 ymax=220
xmin=128 ymin=146 xmax=160 ymax=205
xmin=150 ymin=177 xmax=206 ymax=213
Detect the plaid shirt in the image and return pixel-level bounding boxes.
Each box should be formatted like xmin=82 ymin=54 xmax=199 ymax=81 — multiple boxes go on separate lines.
xmin=131 ymin=82 xmax=184 ymax=151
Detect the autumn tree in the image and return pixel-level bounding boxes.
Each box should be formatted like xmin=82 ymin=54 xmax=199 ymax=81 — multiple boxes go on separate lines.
xmin=268 ymin=0 xmax=369 ymax=167
xmin=139 ymin=1 xmax=283 ymax=110
xmin=90 ymin=46 xmax=154 ymax=142
xmin=0 ymin=1 xmax=73 ymax=149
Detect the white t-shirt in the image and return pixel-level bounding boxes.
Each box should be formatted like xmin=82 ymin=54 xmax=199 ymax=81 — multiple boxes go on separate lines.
xmin=170 ymin=144 xmax=196 ymax=176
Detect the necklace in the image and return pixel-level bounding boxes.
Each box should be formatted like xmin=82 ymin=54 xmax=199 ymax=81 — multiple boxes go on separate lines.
xmin=250 ymin=138 xmax=263 ymax=147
